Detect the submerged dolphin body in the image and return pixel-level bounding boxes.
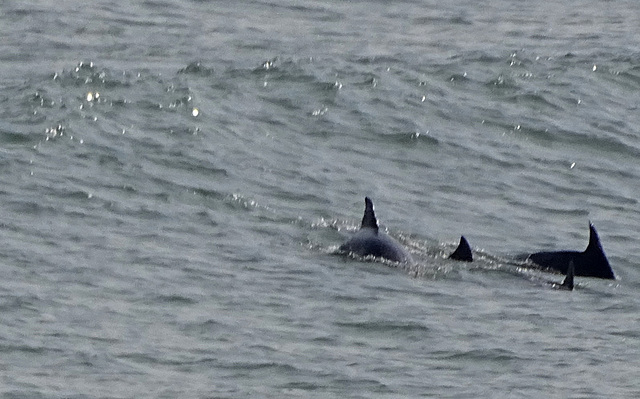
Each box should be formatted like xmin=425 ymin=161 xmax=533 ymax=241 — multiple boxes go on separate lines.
xmin=526 ymin=223 xmax=615 ymax=279
xmin=339 ymin=197 xmax=413 ymax=264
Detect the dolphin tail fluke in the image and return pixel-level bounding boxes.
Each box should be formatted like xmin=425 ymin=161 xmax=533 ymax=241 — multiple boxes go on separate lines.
xmin=449 ymin=235 xmax=473 ymax=262
xmin=561 ymin=260 xmax=575 ymax=290
xmin=361 ymin=197 xmax=379 ymax=232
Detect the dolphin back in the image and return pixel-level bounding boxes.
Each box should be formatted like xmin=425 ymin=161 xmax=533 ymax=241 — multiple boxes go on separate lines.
xmin=528 ymin=223 xmax=614 ymax=279
xmin=339 ymin=197 xmax=413 ymax=264
xmin=339 ymin=228 xmax=413 ymax=264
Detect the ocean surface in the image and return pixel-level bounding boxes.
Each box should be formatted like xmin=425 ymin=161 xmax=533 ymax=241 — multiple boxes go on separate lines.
xmin=1 ymin=0 xmax=640 ymax=397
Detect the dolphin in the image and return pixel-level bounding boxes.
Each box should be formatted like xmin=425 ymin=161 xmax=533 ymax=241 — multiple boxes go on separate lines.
xmin=338 ymin=197 xmax=470 ymax=264
xmin=449 ymin=235 xmax=473 ymax=262
xmin=525 ymin=222 xmax=614 ymax=279
xmin=339 ymin=197 xmax=414 ymax=264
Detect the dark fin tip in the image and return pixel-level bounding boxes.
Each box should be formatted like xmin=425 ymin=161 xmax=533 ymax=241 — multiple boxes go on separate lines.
xmin=361 ymin=197 xmax=378 ymax=232
xmin=449 ymin=235 xmax=473 ymax=262
xmin=587 ymin=221 xmax=601 ymax=250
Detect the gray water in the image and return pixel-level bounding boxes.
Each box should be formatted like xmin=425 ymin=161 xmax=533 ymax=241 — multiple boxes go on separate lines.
xmin=2 ymin=0 xmax=640 ymax=397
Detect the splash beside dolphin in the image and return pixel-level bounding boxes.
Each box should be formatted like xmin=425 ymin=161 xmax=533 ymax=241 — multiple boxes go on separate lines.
xmin=339 ymin=197 xmax=413 ymax=264
xmin=525 ymin=222 xmax=614 ymax=279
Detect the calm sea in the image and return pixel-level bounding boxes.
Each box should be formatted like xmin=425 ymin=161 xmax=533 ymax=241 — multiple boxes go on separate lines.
xmin=1 ymin=0 xmax=640 ymax=397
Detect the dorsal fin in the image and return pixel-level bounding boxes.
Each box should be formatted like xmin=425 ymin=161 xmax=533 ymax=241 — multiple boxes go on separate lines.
xmin=361 ymin=197 xmax=379 ymax=233
xmin=583 ymin=221 xmax=615 ymax=279
xmin=586 ymin=222 xmax=603 ymax=254
xmin=449 ymin=235 xmax=473 ymax=262
xmin=561 ymin=260 xmax=575 ymax=290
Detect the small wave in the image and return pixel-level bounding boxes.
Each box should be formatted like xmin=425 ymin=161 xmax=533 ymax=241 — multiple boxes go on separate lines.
xmin=177 ymin=61 xmax=214 ymax=77
xmin=0 ymin=128 xmax=32 ymax=145
xmin=485 ymin=73 xmax=519 ymax=89
xmin=54 ymin=61 xmax=134 ymax=89
xmin=505 ymin=92 xmax=564 ymax=111
xmin=381 ymin=131 xmax=440 ymax=147
xmin=434 ymin=348 xmax=522 ymax=363
xmin=152 ymin=294 xmax=198 ymax=305
xmin=413 ymin=15 xmax=473 ymax=26
xmin=334 ymin=320 xmax=430 ymax=334
xmin=218 ymin=360 xmax=300 ymax=373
